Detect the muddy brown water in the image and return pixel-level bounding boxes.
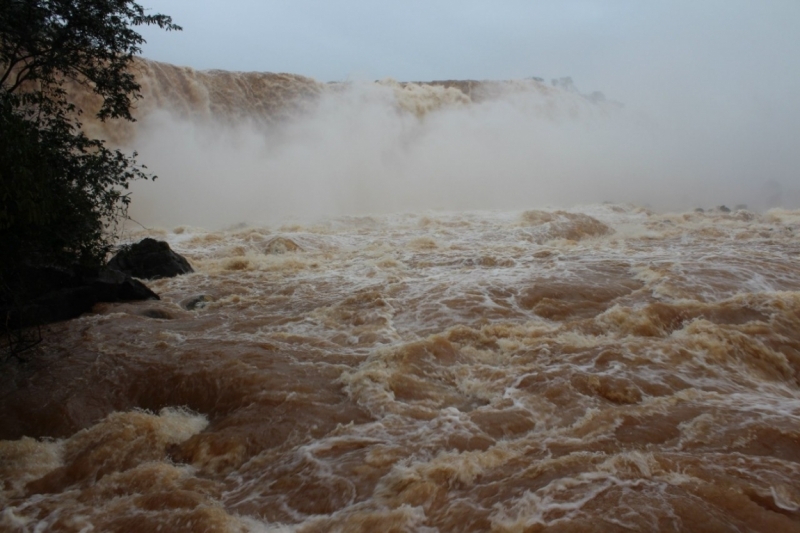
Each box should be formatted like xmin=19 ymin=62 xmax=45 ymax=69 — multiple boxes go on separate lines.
xmin=2 ymin=205 xmax=800 ymax=532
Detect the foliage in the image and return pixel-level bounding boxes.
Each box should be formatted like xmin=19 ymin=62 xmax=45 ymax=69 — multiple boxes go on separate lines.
xmin=1 ymin=0 xmax=179 ymax=120
xmin=0 ymin=0 xmax=179 ymax=298
xmin=1 ymin=1 xmax=179 ymax=357
xmin=0 ymin=90 xmax=143 ymax=269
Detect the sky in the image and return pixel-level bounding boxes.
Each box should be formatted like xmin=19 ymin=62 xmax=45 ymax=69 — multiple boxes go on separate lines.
xmin=138 ymin=1 xmax=800 ymax=114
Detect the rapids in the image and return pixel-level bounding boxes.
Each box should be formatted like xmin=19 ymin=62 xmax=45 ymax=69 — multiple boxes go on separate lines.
xmin=2 ymin=205 xmax=800 ymax=532
xmin=3 ymin=58 xmax=800 ymax=532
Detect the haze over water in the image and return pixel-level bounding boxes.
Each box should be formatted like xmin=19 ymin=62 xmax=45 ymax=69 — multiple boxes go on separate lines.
xmin=117 ymin=57 xmax=797 ymax=228
xmin=126 ymin=0 xmax=800 ymax=227
xmin=3 ymin=2 xmax=800 ymax=531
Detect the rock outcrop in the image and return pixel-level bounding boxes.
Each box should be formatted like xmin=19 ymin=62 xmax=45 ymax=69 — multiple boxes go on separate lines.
xmin=180 ymin=295 xmax=212 ymax=311
xmin=109 ymin=238 xmax=193 ymax=279
xmin=1 ymin=266 xmax=159 ymax=329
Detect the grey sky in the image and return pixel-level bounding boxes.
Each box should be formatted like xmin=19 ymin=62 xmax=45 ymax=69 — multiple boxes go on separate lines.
xmin=138 ymin=1 xmax=800 ymax=114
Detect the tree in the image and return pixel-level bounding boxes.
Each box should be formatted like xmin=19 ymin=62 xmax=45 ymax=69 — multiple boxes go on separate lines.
xmin=0 ymin=1 xmax=179 ymax=309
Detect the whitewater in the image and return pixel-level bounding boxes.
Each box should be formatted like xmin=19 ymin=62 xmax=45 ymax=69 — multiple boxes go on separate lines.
xmin=1 ymin=59 xmax=800 ymax=532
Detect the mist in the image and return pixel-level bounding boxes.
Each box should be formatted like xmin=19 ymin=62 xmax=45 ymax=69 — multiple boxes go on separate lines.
xmin=124 ymin=75 xmax=799 ymax=229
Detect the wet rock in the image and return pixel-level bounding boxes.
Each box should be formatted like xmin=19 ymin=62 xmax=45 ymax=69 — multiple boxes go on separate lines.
xmin=109 ymin=238 xmax=193 ymax=279
xmin=265 ymin=237 xmax=302 ymax=254
xmin=1 ymin=266 xmax=159 ymax=329
xmin=180 ymin=295 xmax=212 ymax=311
xmin=717 ymin=205 xmax=731 ymax=213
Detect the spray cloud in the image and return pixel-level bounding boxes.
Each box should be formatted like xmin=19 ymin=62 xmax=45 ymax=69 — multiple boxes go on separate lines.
xmin=117 ymin=67 xmax=799 ymax=229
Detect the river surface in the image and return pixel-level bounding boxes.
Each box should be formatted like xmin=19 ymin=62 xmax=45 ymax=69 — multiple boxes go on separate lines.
xmin=2 ymin=204 xmax=800 ymax=532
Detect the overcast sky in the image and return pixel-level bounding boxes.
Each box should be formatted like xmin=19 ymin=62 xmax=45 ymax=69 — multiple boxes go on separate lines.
xmin=138 ymin=1 xmax=800 ymax=114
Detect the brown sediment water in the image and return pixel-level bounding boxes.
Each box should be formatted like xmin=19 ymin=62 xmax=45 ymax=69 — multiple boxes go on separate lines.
xmin=72 ymin=58 xmax=325 ymax=145
xmin=2 ymin=205 xmax=800 ymax=532
xmin=73 ymin=58 xmax=570 ymax=145
xmin=3 ymin=58 xmax=800 ymax=532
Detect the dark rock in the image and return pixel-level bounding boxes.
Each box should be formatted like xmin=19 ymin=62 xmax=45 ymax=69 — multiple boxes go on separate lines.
xmin=180 ymin=295 xmax=212 ymax=311
xmin=694 ymin=207 xmax=705 ymax=213
xmin=86 ymin=267 xmax=159 ymax=301
xmin=109 ymin=238 xmax=193 ymax=280
xmin=1 ymin=266 xmax=159 ymax=330
xmin=717 ymin=205 xmax=731 ymax=213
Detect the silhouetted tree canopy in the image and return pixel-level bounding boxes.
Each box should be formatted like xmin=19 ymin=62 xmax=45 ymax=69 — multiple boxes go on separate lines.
xmin=0 ymin=0 xmax=180 ymax=355
xmin=1 ymin=0 xmax=179 ymax=119
xmin=0 ymin=0 xmax=179 ymax=308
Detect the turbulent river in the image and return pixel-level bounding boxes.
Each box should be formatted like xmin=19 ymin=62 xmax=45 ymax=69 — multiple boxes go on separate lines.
xmin=2 ymin=205 xmax=800 ymax=532
xmin=3 ymin=57 xmax=800 ymax=532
